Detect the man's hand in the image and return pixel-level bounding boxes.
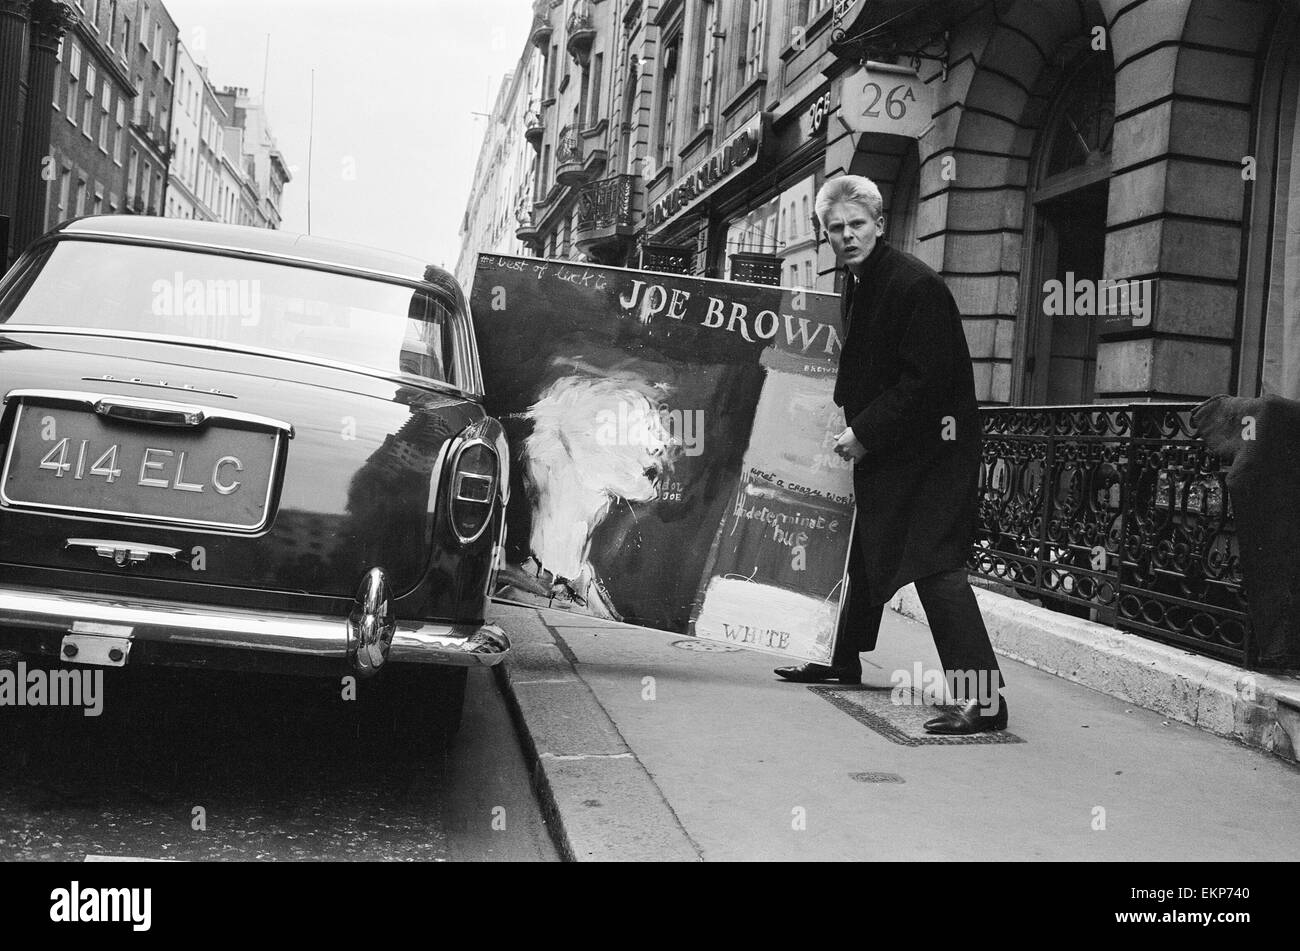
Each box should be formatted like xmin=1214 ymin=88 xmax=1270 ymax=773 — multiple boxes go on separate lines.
xmin=834 ymin=427 xmax=867 ymax=463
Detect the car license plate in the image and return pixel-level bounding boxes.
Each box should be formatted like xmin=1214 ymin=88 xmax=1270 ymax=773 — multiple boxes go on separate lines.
xmin=2 ymin=403 xmax=279 ymax=531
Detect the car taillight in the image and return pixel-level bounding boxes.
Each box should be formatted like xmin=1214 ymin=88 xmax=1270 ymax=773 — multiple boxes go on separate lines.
xmin=449 ymin=441 xmax=497 ymax=543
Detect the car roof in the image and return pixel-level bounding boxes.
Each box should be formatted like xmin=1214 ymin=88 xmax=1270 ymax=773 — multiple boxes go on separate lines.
xmin=51 ymin=216 xmax=459 ymax=295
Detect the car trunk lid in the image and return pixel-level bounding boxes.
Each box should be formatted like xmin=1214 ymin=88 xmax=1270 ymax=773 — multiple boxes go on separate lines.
xmin=0 ymin=333 xmax=481 ymax=599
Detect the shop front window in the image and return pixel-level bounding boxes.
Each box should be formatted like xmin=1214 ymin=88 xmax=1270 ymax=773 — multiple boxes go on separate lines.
xmin=722 ymin=173 xmax=819 ymax=285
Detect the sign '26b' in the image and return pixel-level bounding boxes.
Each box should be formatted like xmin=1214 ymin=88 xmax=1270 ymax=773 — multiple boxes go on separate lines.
xmin=841 ymin=65 xmax=935 ymax=139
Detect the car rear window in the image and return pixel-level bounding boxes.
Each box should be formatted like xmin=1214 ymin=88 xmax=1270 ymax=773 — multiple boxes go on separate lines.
xmin=0 ymin=239 xmax=471 ymax=391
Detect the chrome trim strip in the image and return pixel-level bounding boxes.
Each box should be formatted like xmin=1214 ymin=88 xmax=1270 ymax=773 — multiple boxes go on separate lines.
xmin=81 ymin=375 xmax=237 ymax=399
xmin=65 ymin=538 xmax=186 ymax=566
xmin=3 ymin=388 xmax=295 ymax=436
xmin=95 ymin=397 xmax=208 ymax=427
xmin=0 ymin=326 xmax=482 ymax=403
xmin=0 ymin=583 xmax=511 ymax=668
xmin=58 ymin=228 xmax=433 ymax=287
xmin=389 ymin=623 xmax=511 ymax=666
xmin=0 ymin=400 xmax=285 ymax=534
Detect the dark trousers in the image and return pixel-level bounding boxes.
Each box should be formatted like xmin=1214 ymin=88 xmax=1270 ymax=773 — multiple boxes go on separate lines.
xmin=834 ymin=543 xmax=1004 ymax=697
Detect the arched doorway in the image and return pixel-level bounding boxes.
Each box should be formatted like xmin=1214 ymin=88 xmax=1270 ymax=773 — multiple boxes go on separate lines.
xmin=1020 ymin=52 xmax=1114 ymax=405
xmin=846 ymin=134 xmax=920 ymax=257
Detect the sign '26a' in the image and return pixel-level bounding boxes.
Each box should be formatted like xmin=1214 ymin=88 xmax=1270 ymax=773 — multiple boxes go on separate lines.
xmin=841 ymin=65 xmax=935 ymax=139
xmin=807 ymin=93 xmax=831 ymax=137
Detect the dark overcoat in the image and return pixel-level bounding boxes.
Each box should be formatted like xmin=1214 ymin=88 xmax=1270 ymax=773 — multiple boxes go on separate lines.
xmin=835 ymin=240 xmax=982 ymax=609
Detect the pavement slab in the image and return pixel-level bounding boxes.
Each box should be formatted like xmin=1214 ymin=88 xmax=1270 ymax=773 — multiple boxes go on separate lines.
xmin=492 ymin=600 xmax=1300 ymax=862
xmin=496 ymin=606 xmax=701 ymax=862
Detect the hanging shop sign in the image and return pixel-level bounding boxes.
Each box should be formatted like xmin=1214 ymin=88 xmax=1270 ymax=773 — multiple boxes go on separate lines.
xmin=841 ymin=64 xmax=935 ymax=139
xmin=647 ymin=117 xmax=764 ymax=230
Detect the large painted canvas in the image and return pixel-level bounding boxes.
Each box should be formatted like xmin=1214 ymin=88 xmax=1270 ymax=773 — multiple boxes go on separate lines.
xmin=469 ymin=254 xmax=855 ymax=664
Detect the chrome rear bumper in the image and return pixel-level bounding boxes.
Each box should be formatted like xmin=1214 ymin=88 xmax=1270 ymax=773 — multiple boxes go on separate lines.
xmin=0 ymin=582 xmax=510 ymax=673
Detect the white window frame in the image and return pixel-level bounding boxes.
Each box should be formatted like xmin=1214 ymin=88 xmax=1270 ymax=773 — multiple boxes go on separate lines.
xmin=98 ymin=80 xmax=111 ymax=151
xmin=81 ymin=66 xmax=96 ymax=138
xmin=58 ymin=166 xmax=71 ymax=214
xmin=127 ymin=148 xmax=138 ymax=203
xmin=744 ymin=0 xmax=766 ymax=84
xmin=66 ymin=44 xmax=81 ymax=120
xmin=697 ymin=2 xmax=719 ymax=133
xmin=114 ymin=99 xmax=125 ymax=163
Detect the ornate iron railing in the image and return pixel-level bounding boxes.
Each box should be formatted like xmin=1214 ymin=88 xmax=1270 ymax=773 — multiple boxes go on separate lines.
xmin=568 ymin=0 xmax=595 ymax=35
xmin=576 ymin=174 xmax=635 ymax=232
xmin=556 ymin=125 xmax=581 ymax=167
xmin=524 ymin=107 xmax=545 ymax=149
xmin=970 ymin=403 xmax=1251 ymax=666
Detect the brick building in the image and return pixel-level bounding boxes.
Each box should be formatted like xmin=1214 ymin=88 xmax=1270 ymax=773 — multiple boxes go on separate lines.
xmin=43 ymin=0 xmax=139 ymax=227
xmin=119 ymin=0 xmax=178 ymax=218
xmin=1 ymin=0 xmax=289 ymax=269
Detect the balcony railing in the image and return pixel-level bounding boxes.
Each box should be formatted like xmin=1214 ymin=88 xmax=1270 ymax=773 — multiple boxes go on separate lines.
xmin=575 ymin=174 xmax=634 ymax=231
xmin=530 ymin=16 xmax=552 ymax=48
xmin=131 ymin=114 xmax=167 ymax=151
xmin=574 ymin=174 xmax=637 ymax=257
xmin=515 ymin=206 xmax=540 ymax=246
xmin=530 ymin=0 xmax=554 ymax=47
xmin=524 ymin=108 xmax=544 ymax=149
xmin=567 ymin=0 xmax=596 ymax=62
xmin=971 ymin=403 xmax=1251 ymax=666
xmin=555 ymin=125 xmax=585 ymax=186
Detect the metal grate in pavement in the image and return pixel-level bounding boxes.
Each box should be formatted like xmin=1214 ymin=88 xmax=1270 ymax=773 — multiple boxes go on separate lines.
xmin=809 ymin=685 xmax=1026 ymax=746
xmin=849 ymin=772 xmax=905 ymax=783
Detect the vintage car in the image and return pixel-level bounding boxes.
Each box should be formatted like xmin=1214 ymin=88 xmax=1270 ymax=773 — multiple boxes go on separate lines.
xmin=0 ymin=216 xmax=510 ymax=739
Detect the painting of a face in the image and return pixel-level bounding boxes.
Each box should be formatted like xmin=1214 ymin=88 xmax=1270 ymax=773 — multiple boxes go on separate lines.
xmin=522 ymin=373 xmax=678 ymax=587
xmin=471 ymin=253 xmax=848 ymax=648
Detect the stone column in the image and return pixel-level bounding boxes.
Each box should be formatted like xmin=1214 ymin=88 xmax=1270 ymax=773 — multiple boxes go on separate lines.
xmin=0 ymin=0 xmax=33 ymax=267
xmin=13 ymin=0 xmax=74 ymax=257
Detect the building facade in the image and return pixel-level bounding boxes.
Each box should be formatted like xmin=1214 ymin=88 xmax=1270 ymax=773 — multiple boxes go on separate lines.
xmin=454 ymin=48 xmax=542 ymax=290
xmin=1 ymin=0 xmax=288 ymax=269
xmin=44 ymin=0 xmax=137 ymax=227
xmin=215 ymin=86 xmax=291 ymax=230
xmin=168 ymin=38 xmax=221 ymax=220
xmin=461 ymin=0 xmax=1300 ymax=408
xmin=455 ymin=0 xmax=1300 ymax=665
xmin=120 ymin=0 xmax=178 ymax=218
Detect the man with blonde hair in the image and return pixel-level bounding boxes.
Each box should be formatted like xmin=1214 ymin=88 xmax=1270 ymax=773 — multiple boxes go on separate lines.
xmin=774 ymin=173 xmax=1007 ymax=735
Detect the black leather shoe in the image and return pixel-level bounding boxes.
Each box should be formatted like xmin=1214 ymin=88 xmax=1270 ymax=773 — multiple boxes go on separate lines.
xmin=923 ymin=697 xmax=1008 ymax=734
xmin=774 ymin=662 xmax=861 ymax=685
